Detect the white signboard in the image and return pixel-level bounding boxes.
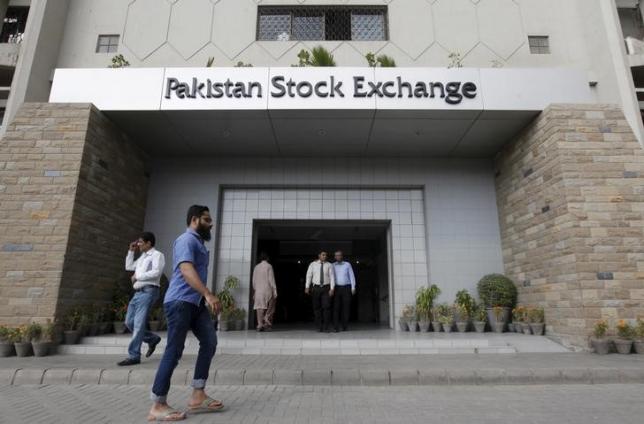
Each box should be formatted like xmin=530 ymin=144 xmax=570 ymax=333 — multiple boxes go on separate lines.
xmin=49 ymin=67 xmax=592 ymax=112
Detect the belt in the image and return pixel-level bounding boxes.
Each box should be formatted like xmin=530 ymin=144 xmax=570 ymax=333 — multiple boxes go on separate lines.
xmin=134 ymin=285 xmax=159 ymax=292
xmin=313 ymin=284 xmax=330 ymax=288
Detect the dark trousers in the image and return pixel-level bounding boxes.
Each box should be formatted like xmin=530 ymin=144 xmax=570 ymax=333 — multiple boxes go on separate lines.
xmin=151 ymin=300 xmax=217 ymax=403
xmin=333 ymin=286 xmax=352 ymax=331
xmin=311 ymin=285 xmax=332 ymax=331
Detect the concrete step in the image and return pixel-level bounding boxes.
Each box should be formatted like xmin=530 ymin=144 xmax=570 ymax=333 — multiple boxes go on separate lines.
xmin=59 ymin=330 xmax=567 ymax=355
xmin=58 ymin=345 xmax=517 ymax=355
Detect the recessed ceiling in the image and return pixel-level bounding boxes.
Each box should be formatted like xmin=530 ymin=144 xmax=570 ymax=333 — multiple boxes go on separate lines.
xmin=106 ymin=108 xmax=538 ymax=158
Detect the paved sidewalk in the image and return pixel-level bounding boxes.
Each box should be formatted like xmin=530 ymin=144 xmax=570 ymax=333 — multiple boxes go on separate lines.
xmin=1 ymin=384 xmax=644 ymax=424
xmin=2 ymin=353 xmax=644 ymax=386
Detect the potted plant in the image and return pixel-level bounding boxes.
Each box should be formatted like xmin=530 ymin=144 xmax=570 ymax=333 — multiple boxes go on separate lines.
xmin=478 ymin=274 xmax=517 ymax=328
xmin=112 ymin=298 xmax=128 ymax=334
xmin=634 ymin=319 xmax=644 ymax=354
xmin=430 ymin=306 xmax=442 ymax=333
xmin=521 ymin=307 xmax=532 ymax=335
xmin=217 ymin=275 xmax=239 ymax=330
xmin=455 ymin=304 xmax=469 ymax=333
xmin=148 ymin=306 xmax=162 ymax=332
xmin=100 ymin=307 xmax=113 ymax=334
xmin=63 ymin=307 xmax=82 ymax=344
xmin=31 ymin=321 xmax=51 ymax=357
xmin=14 ymin=326 xmax=33 ymax=357
xmin=590 ymin=319 xmax=610 ymax=355
xmin=513 ymin=306 xmax=525 ymax=333
xmin=219 ymin=307 xmax=233 ymax=331
xmin=529 ymin=307 xmax=545 ymax=335
xmin=89 ymin=307 xmax=102 ymax=336
xmin=0 ymin=325 xmax=16 ymax=357
xmin=492 ymin=306 xmax=505 ymax=333
xmin=615 ymin=320 xmax=634 ymax=354
xmin=438 ymin=304 xmax=454 ymax=333
xmin=415 ymin=286 xmax=434 ymax=332
xmin=78 ymin=309 xmax=92 ymax=337
xmin=235 ymin=308 xmax=246 ymax=331
xmin=472 ymin=303 xmax=487 ymax=333
xmin=406 ymin=305 xmax=418 ymax=332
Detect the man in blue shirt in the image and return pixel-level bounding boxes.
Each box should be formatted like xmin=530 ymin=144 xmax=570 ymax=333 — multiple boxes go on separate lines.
xmin=332 ymin=250 xmax=356 ymax=332
xmin=148 ymin=205 xmax=223 ymax=422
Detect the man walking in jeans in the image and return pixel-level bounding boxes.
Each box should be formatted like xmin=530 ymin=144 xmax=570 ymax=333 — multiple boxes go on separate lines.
xmin=148 ymin=205 xmax=223 ymax=422
xmin=117 ymin=232 xmax=164 ymax=366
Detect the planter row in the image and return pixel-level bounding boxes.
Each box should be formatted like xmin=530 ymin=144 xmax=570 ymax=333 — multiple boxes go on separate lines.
xmin=591 ymin=338 xmax=644 ymax=355
xmin=217 ymin=319 xmax=246 ymax=331
xmin=0 ymin=341 xmax=55 ymax=357
xmin=400 ymin=320 xmax=545 ymax=335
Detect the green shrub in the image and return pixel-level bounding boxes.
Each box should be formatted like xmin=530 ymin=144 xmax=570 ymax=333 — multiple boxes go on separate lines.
xmin=477 ymin=274 xmax=518 ymax=308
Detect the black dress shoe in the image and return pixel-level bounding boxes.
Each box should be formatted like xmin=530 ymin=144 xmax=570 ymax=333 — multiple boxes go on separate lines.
xmin=146 ymin=337 xmax=161 ymax=358
xmin=117 ymin=358 xmax=140 ymax=366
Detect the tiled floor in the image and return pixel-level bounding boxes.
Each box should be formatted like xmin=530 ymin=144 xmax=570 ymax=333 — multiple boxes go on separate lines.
xmin=58 ymin=327 xmax=569 ymax=355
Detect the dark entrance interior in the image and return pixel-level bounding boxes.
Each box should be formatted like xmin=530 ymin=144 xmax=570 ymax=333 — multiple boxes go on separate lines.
xmin=251 ymin=220 xmax=390 ymax=329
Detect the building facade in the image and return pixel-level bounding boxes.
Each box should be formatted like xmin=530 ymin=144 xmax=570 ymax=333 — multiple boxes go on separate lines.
xmin=1 ymin=0 xmax=644 ymax=348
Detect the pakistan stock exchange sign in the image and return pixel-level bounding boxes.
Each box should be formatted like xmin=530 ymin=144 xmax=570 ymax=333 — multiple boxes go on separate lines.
xmin=162 ymin=68 xmax=480 ymax=110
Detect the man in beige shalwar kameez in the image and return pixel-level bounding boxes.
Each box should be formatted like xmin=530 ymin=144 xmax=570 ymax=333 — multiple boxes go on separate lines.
xmin=252 ymin=252 xmax=277 ymax=331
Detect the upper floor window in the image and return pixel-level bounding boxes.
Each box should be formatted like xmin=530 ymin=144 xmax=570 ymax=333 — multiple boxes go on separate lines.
xmin=257 ymin=6 xmax=388 ymax=41
xmin=528 ymin=35 xmax=550 ymax=54
xmin=96 ymin=34 xmax=120 ymax=53
xmin=0 ymin=6 xmax=29 ymax=43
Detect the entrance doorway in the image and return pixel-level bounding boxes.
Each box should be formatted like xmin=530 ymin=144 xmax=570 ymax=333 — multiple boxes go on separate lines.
xmin=250 ymin=220 xmax=390 ymax=329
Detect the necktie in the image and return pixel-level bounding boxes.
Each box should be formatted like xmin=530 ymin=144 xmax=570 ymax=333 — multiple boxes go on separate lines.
xmin=320 ymin=262 xmax=324 ymax=286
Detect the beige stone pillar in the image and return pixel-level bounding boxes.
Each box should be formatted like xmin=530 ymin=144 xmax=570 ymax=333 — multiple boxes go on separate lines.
xmin=495 ymin=104 xmax=644 ymax=348
xmin=0 ymin=103 xmax=148 ymax=325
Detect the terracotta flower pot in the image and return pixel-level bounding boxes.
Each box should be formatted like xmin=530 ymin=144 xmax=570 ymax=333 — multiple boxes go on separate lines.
xmin=113 ymin=321 xmax=126 ymax=334
xmin=530 ymin=323 xmax=545 ymax=336
xmin=32 ymin=342 xmax=49 ymax=357
xmin=614 ymin=338 xmax=633 ymax=355
xmin=63 ymin=330 xmax=80 ymax=345
xmin=442 ymin=323 xmax=453 ymax=333
xmin=419 ymin=321 xmax=431 ymax=332
xmin=473 ymin=321 xmax=486 ymax=333
xmin=590 ymin=338 xmax=611 ymax=355
xmin=14 ymin=342 xmax=33 ymax=357
xmin=456 ymin=322 xmax=468 ymax=333
xmin=493 ymin=322 xmax=505 ymax=333
xmin=634 ymin=340 xmax=644 ymax=354
xmin=0 ymin=342 xmax=15 ymax=357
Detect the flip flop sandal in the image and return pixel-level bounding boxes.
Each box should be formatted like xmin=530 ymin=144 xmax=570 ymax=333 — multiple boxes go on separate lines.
xmin=187 ymin=397 xmax=225 ymax=414
xmin=147 ymin=408 xmax=186 ymax=422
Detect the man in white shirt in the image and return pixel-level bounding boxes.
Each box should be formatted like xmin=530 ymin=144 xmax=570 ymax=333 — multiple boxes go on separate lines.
xmin=118 ymin=232 xmax=166 ymax=366
xmin=305 ymin=251 xmax=336 ymax=332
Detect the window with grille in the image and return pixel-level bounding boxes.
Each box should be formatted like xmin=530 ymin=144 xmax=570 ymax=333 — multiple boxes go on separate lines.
xmin=96 ymin=34 xmax=120 ymax=53
xmin=257 ymin=6 xmax=388 ymax=41
xmin=528 ymin=35 xmax=550 ymax=54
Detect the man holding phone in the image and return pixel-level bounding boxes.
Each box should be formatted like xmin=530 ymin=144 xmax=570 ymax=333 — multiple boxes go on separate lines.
xmin=148 ymin=205 xmax=224 ymax=422
xmin=118 ymin=232 xmax=165 ymax=367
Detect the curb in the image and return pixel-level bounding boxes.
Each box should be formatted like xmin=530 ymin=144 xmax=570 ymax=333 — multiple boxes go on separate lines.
xmin=3 ymin=367 xmax=644 ymax=386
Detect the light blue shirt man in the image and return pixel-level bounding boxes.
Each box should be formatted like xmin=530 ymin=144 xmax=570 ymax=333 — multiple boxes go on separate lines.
xmin=333 ymin=260 xmax=356 ymax=292
xmin=164 ymin=228 xmax=210 ymax=306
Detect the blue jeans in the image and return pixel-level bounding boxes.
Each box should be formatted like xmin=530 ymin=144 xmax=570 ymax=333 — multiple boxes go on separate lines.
xmin=124 ymin=286 xmax=161 ymax=360
xmin=151 ymin=300 xmax=217 ymax=403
